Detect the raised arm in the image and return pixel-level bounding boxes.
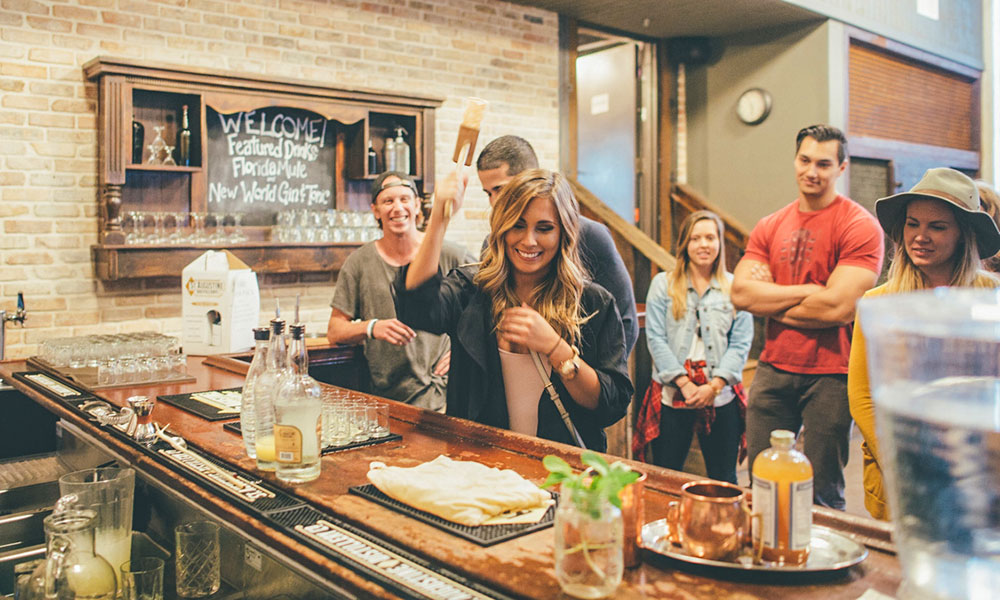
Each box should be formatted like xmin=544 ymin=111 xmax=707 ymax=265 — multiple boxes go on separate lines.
xmin=405 ymin=171 xmax=467 ymax=290
xmin=771 ymin=264 xmax=877 ymax=329
xmin=731 ymin=258 xmax=822 ymax=316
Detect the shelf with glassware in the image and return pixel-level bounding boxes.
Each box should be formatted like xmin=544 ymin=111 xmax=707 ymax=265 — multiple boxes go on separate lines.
xmin=85 ymin=56 xmax=443 ymax=280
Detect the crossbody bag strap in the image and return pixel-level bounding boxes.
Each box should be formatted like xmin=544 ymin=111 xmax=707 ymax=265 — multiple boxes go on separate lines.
xmin=529 ymin=349 xmax=587 ymax=449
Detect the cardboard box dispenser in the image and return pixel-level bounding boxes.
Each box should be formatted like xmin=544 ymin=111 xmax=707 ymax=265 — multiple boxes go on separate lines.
xmin=182 ymin=250 xmax=259 ymax=355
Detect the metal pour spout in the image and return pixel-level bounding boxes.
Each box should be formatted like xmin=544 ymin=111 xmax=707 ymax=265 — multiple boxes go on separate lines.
xmin=0 ymin=292 xmax=26 ymax=361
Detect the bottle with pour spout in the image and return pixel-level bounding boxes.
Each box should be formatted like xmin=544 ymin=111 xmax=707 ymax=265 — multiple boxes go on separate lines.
xmin=274 ymin=322 xmax=322 ymax=483
xmin=752 ymin=429 xmax=813 ymax=564
xmin=241 ymin=327 xmax=270 ymax=459
xmin=254 ymin=307 xmax=288 ymax=471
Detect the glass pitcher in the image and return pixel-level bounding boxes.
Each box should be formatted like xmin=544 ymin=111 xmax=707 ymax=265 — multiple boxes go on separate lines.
xmin=22 ymin=508 xmax=117 ymax=599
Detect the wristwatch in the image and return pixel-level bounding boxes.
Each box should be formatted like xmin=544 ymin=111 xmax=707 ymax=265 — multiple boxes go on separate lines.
xmin=556 ymin=346 xmax=580 ymax=380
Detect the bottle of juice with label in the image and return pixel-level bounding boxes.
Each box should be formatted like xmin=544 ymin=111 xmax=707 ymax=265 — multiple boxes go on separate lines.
xmin=751 ymin=429 xmax=813 ymax=564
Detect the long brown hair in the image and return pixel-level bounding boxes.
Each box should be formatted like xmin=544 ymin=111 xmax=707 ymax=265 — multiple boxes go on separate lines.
xmin=884 ymin=199 xmax=998 ymax=293
xmin=667 ymin=211 xmax=730 ymax=320
xmin=474 ymin=169 xmax=589 ymax=344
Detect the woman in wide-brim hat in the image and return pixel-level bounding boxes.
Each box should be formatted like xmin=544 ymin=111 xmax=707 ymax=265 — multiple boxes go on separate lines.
xmin=847 ymin=167 xmax=1000 ymax=520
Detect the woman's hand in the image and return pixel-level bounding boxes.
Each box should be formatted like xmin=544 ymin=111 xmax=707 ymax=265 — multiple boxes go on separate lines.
xmin=432 ymin=171 xmax=468 ymax=221
xmin=685 ymin=384 xmax=716 ymax=408
xmin=498 ymin=303 xmax=560 ymax=354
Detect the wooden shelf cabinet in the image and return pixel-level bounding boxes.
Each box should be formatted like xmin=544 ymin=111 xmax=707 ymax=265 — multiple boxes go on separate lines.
xmin=84 ymin=56 xmax=442 ymax=279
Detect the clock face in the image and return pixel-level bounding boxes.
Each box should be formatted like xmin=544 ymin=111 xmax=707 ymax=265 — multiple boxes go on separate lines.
xmin=737 ymin=88 xmax=772 ymax=125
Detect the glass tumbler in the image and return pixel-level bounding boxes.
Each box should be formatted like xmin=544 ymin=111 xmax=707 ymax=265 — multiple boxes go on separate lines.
xmin=174 ymin=521 xmax=220 ymax=598
xmin=121 ymin=557 xmax=164 ymax=600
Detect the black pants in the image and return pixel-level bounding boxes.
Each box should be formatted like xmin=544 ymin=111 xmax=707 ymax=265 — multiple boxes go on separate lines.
xmin=650 ymin=400 xmax=741 ymax=484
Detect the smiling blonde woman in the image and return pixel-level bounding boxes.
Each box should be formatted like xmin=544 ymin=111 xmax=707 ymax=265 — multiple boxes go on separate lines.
xmin=848 ymin=167 xmax=1000 ymax=520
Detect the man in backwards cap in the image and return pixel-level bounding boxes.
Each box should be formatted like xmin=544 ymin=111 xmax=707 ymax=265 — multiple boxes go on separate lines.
xmin=327 ymin=172 xmax=473 ymax=410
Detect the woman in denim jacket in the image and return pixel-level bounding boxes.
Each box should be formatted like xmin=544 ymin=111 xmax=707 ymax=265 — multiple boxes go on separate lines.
xmin=634 ymin=211 xmax=753 ymax=483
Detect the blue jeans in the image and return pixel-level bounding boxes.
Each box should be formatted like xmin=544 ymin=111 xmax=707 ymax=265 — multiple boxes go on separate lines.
xmin=650 ymin=400 xmax=741 ymax=484
xmin=745 ymin=362 xmax=851 ymax=510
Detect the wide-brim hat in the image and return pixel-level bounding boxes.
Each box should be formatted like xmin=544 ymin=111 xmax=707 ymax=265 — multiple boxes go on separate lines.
xmin=874 ymin=167 xmax=1000 ymax=258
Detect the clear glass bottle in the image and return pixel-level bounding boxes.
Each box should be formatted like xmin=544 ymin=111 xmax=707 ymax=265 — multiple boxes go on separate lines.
xmin=254 ymin=317 xmax=287 ymax=471
xmin=178 ymin=104 xmax=192 ymax=166
xmin=392 ymin=126 xmax=410 ymax=175
xmin=752 ymin=429 xmax=813 ymax=565
xmin=274 ymin=324 xmax=322 ymax=484
xmin=241 ymin=327 xmax=270 ymax=459
xmin=23 ymin=508 xmax=117 ymax=600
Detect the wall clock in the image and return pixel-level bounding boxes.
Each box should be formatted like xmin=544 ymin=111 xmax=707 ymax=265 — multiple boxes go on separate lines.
xmin=736 ymin=88 xmax=772 ymax=125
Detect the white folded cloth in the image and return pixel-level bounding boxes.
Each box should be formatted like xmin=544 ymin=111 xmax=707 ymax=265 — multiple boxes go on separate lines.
xmin=367 ymin=455 xmax=551 ymax=526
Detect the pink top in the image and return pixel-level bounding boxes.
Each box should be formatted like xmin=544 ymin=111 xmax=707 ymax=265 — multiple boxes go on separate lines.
xmin=498 ymin=348 xmax=550 ymax=436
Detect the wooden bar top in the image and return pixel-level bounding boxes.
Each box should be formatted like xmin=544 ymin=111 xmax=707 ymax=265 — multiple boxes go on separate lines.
xmin=0 ymin=356 xmax=902 ymax=599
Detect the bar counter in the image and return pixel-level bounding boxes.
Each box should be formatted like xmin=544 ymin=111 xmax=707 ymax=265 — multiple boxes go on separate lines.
xmin=0 ymin=356 xmax=902 ymax=599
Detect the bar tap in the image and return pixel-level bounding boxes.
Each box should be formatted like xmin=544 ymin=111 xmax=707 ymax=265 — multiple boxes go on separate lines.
xmin=0 ymin=292 xmax=26 ymax=361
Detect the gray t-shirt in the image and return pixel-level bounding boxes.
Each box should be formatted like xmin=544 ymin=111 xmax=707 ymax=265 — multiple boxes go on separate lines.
xmin=331 ymin=240 xmax=472 ymax=411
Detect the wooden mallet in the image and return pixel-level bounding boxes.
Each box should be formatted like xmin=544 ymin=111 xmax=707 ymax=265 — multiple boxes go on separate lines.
xmin=444 ymin=97 xmax=488 ymax=219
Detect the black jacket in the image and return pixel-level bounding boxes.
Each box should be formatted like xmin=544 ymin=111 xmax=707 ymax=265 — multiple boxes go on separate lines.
xmin=394 ymin=265 xmax=632 ymax=451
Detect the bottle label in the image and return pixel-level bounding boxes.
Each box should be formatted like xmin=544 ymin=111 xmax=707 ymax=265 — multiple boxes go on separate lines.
xmin=790 ymin=479 xmax=813 ymax=550
xmin=274 ymin=424 xmax=302 ymax=463
xmin=752 ymin=476 xmax=777 ymax=548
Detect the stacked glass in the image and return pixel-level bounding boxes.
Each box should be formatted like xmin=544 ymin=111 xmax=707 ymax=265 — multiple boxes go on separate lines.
xmin=272 ymin=209 xmax=381 ymax=244
xmin=39 ymin=332 xmax=186 ymax=385
xmin=122 ymin=211 xmax=246 ymax=245
xmin=320 ymin=387 xmax=389 ymax=448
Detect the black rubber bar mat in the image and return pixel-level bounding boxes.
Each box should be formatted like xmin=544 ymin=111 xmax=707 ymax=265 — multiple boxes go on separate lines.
xmin=12 ymin=371 xmax=94 ymax=403
xmin=223 ymin=421 xmax=402 ymax=454
xmin=157 ymin=387 xmax=243 ymax=421
xmin=348 ymin=483 xmax=557 ymax=547
xmin=267 ymin=505 xmax=521 ymax=600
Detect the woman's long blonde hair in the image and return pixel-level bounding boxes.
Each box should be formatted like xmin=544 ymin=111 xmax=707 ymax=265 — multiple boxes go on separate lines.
xmin=884 ymin=198 xmax=999 ymax=293
xmin=474 ymin=169 xmax=588 ymax=345
xmin=667 ymin=211 xmax=730 ymax=320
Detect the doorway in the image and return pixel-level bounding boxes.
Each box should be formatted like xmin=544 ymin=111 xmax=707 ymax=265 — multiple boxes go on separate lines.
xmin=575 ymin=28 xmax=657 ymax=234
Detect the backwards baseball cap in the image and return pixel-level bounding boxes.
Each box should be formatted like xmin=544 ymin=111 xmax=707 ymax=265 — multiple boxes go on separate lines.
xmin=371 ymin=171 xmax=419 ymax=204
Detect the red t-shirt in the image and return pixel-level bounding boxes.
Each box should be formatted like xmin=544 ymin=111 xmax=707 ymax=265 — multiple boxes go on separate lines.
xmin=743 ymin=195 xmax=883 ymax=374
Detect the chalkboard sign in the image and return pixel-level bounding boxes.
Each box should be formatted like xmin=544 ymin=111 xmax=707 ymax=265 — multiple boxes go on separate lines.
xmin=206 ymin=106 xmax=336 ymax=225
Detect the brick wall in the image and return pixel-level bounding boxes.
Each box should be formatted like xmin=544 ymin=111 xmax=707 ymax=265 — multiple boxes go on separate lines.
xmin=0 ymin=0 xmax=560 ymax=359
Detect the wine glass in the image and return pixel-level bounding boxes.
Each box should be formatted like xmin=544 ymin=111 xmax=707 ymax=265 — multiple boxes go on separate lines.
xmin=228 ymin=213 xmax=247 ymax=243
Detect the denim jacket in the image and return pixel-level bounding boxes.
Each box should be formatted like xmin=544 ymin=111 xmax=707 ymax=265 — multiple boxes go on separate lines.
xmin=645 ymin=270 xmax=753 ymax=387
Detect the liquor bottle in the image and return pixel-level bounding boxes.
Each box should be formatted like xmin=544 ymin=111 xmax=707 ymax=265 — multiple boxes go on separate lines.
xmin=752 ymin=429 xmax=813 ymax=565
xmin=178 ymin=105 xmax=192 ymax=166
xmin=367 ymin=139 xmax=378 ymax=174
xmin=274 ymin=323 xmax=322 ymax=483
xmin=240 ymin=327 xmax=270 ymax=459
xmin=131 ymin=116 xmax=144 ymax=164
xmin=384 ymin=133 xmax=397 ymax=172
xmin=254 ymin=316 xmax=287 ymax=472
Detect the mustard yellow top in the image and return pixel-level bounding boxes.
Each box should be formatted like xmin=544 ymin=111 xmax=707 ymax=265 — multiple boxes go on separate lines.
xmin=847 ymin=284 xmax=891 ymax=520
xmin=848 ymin=275 xmax=999 ymax=520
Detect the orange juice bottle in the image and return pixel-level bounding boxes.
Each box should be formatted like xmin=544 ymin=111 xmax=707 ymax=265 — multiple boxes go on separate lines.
xmin=751 ymin=429 xmax=812 ymax=564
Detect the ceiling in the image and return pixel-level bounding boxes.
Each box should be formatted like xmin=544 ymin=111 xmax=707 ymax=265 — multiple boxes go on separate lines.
xmin=513 ymin=0 xmax=825 ymax=40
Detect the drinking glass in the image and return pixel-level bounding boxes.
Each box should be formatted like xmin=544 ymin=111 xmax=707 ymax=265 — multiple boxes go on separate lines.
xmin=348 ymin=400 xmax=371 ymax=443
xmin=125 ymin=211 xmax=144 ymax=245
xmin=121 ymin=557 xmax=164 ymax=600
xmin=174 ymin=521 xmax=220 ymax=598
xmin=858 ymin=289 xmax=1000 ymax=599
xmin=207 ymin=214 xmax=227 ymax=246
xmin=168 ymin=212 xmax=187 ymax=244
xmin=370 ymin=400 xmax=390 ymax=438
xmin=228 ymin=213 xmax=247 ymax=243
xmin=189 ymin=213 xmax=208 ymax=244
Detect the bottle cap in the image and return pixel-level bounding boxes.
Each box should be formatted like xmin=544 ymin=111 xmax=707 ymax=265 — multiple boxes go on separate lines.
xmin=253 ymin=327 xmax=270 ymax=341
xmin=289 ymin=324 xmax=306 ymax=338
xmin=770 ymin=429 xmax=796 ymax=447
xmin=270 ymin=318 xmax=285 ymax=334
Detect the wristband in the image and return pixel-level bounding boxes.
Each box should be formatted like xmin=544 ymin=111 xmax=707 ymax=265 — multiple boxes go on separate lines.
xmin=366 ymin=319 xmax=378 ymax=339
xmin=546 ymin=337 xmax=562 ymax=357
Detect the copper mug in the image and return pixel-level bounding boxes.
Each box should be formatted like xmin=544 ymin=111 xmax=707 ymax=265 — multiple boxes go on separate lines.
xmin=666 ymin=480 xmax=761 ymax=562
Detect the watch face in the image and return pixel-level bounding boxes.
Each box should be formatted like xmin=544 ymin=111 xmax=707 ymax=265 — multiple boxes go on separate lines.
xmin=737 ymin=88 xmax=771 ymax=125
